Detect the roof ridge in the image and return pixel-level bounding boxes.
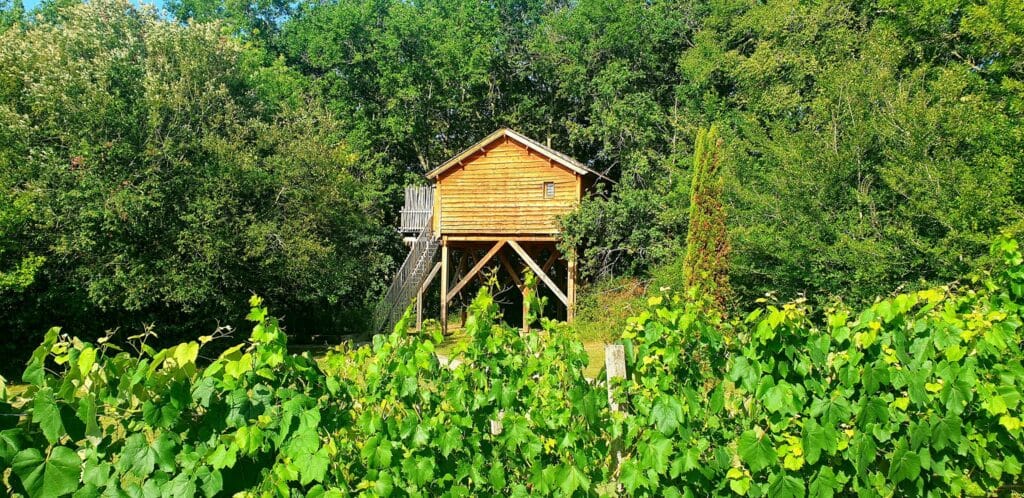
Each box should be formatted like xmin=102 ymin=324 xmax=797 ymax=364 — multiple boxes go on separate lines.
xmin=425 ymin=128 xmax=610 ymax=182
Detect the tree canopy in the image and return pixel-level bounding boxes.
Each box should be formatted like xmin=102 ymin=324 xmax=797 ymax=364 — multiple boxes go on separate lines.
xmin=0 ymin=0 xmax=1021 ymax=371
xmin=0 ymin=0 xmax=395 ymax=372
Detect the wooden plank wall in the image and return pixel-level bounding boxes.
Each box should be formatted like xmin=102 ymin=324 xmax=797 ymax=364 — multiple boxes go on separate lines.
xmin=436 ymin=138 xmax=581 ymax=235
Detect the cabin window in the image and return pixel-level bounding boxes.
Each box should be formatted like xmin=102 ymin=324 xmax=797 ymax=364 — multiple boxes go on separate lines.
xmin=544 ymin=182 xmax=555 ymax=198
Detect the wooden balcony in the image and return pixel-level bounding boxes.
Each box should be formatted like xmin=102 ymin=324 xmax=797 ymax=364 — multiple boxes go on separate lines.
xmin=399 ymin=186 xmax=433 ymax=234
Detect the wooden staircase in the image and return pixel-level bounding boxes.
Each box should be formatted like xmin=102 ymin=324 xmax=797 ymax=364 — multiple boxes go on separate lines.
xmin=371 ymin=219 xmax=440 ymax=333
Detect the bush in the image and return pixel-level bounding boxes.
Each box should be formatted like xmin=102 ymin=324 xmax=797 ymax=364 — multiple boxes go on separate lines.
xmin=2 ymin=236 xmax=1022 ymax=496
xmin=615 ymin=235 xmax=1024 ymax=495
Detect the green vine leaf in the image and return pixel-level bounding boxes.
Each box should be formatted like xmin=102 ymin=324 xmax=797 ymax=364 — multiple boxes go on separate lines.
xmin=12 ymin=446 xmax=81 ymax=498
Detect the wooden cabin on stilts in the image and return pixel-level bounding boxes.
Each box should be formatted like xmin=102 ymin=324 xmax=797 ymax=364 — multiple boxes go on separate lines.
xmin=372 ymin=128 xmax=608 ymax=334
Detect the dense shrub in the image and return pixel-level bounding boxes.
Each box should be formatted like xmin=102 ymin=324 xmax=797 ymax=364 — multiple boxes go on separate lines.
xmin=616 ymin=236 xmax=1024 ymax=495
xmin=1 ymin=236 xmax=1021 ymax=496
xmin=0 ymin=0 xmax=396 ymax=374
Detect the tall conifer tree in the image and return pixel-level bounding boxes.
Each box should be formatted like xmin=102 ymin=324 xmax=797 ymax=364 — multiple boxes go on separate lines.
xmin=684 ymin=124 xmax=730 ymax=308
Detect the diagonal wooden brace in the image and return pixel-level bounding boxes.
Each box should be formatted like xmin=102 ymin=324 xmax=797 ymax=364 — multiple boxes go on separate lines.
xmin=507 ymin=240 xmax=568 ymax=306
xmin=446 ymin=240 xmax=506 ymax=303
xmin=498 ymin=251 xmax=524 ymax=291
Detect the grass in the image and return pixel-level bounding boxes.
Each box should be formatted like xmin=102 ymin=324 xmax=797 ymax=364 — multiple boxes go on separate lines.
xmin=573 ymin=276 xmax=648 ymax=344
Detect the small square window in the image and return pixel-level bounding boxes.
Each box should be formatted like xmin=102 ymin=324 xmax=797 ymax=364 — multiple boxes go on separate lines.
xmin=544 ymin=182 xmax=555 ymax=198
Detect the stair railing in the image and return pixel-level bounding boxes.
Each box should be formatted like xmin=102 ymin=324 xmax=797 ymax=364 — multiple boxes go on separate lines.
xmin=372 ymin=217 xmax=438 ymax=333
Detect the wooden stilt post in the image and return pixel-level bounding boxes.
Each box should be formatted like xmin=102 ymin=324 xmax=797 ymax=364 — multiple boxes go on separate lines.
xmin=568 ymin=248 xmax=577 ymax=321
xmin=416 ymin=262 xmax=441 ymax=331
xmin=455 ymin=252 xmax=468 ymax=328
xmin=522 ymin=285 xmax=531 ymax=334
xmin=440 ymin=240 xmax=449 ymax=334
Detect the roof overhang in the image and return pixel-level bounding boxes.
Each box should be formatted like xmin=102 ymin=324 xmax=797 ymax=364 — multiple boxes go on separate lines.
xmin=425 ymin=128 xmax=612 ymax=182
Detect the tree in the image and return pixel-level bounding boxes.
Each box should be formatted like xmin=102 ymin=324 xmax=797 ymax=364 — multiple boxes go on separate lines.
xmin=0 ymin=0 xmax=23 ymax=30
xmin=683 ymin=124 xmax=729 ymax=307
xmin=0 ymin=0 xmax=395 ymax=375
xmin=547 ymin=0 xmax=1023 ymax=305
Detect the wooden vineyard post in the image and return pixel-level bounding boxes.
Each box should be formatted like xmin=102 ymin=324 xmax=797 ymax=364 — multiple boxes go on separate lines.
xmin=606 ymin=344 xmax=626 ymax=479
xmin=490 ymin=411 xmax=505 ymax=436
xmin=605 ymin=345 xmax=626 ymax=411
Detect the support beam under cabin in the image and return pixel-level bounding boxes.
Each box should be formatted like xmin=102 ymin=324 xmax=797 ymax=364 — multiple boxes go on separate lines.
xmin=567 ymin=248 xmax=577 ymax=321
xmin=440 ymin=242 xmax=449 ymax=334
xmin=446 ymin=241 xmax=506 ymax=302
xmin=416 ymin=262 xmax=441 ymax=331
xmin=508 ymin=240 xmax=568 ymax=306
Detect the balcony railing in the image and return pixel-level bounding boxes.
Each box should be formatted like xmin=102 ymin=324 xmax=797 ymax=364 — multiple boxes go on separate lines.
xmin=399 ymin=186 xmax=433 ymax=233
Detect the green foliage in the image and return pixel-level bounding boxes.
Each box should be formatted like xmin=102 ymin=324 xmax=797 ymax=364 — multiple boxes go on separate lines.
xmin=3 ymin=295 xmax=347 ymax=497
xmin=5 ymin=236 xmax=1022 ymax=495
xmin=167 ymin=0 xmax=294 ymax=45
xmin=0 ymin=0 xmax=396 ymax=374
xmin=279 ymin=0 xmax=555 ymax=183
xmin=0 ymin=190 xmax=43 ymax=293
xmin=683 ymin=124 xmax=730 ymax=308
xmin=0 ymin=0 xmax=23 ymax=30
xmin=573 ymin=275 xmax=649 ymax=343
xmin=7 ymin=0 xmax=1021 ymax=378
xmin=613 ymin=234 xmax=1024 ymax=495
xmin=542 ymin=0 xmax=1024 ymax=301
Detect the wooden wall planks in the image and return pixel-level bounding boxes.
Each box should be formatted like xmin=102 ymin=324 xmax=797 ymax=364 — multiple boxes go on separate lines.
xmin=435 ymin=138 xmax=582 ymax=235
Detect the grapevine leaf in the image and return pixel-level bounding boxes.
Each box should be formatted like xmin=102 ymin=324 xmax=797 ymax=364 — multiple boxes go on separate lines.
xmin=77 ymin=347 xmax=96 ymax=378
xmin=23 ymin=328 xmax=59 ymax=386
xmin=650 ymin=396 xmax=683 ymax=435
xmin=763 ymin=382 xmax=793 ymax=413
xmin=411 ymin=425 xmax=430 ymax=447
xmin=856 ymin=397 xmax=888 ymax=428
xmin=208 ymin=444 xmax=237 ymax=470
xmin=559 ymin=464 xmax=590 ymax=496
xmin=738 ymin=430 xmax=777 ymax=474
xmin=850 ymin=432 xmax=876 ymax=477
xmin=488 ymin=461 xmax=506 ymax=490
xmin=162 ymin=473 xmax=196 ymax=497
xmin=32 ymin=388 xmax=64 ymax=445
xmin=808 ymin=467 xmax=840 ymax=498
xmin=729 ymin=477 xmax=751 ymax=496
xmin=640 ymin=434 xmax=673 ymax=475
xmin=408 ymin=456 xmax=435 ymax=487
xmin=802 ymin=419 xmax=836 ymax=465
xmin=153 ymin=432 xmax=177 ymax=473
xmin=0 ymin=429 xmax=19 ymax=464
xmin=888 ymin=441 xmax=921 ymax=484
xmin=117 ymin=434 xmax=156 ymax=477
xmin=439 ymin=428 xmax=462 ymax=457
xmin=709 ymin=383 xmax=725 ymax=414
xmin=810 ymin=397 xmax=852 ymax=426
xmin=374 ymin=471 xmax=394 ymax=496
xmin=931 ymin=414 xmax=961 ymax=451
xmin=619 ymin=459 xmax=646 ymax=494
xmin=298 ymin=447 xmax=330 ymax=486
xmin=13 ymin=446 xmax=81 ymax=498
xmin=197 ymin=466 xmax=223 ymax=497
xmin=767 ymin=473 xmax=805 ymax=498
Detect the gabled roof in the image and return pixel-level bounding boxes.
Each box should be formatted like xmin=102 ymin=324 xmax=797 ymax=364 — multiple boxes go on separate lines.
xmin=425 ymin=128 xmax=611 ymax=181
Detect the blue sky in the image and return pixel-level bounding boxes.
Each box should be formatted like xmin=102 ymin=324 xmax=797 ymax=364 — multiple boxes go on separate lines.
xmin=20 ymin=0 xmax=167 ymax=12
